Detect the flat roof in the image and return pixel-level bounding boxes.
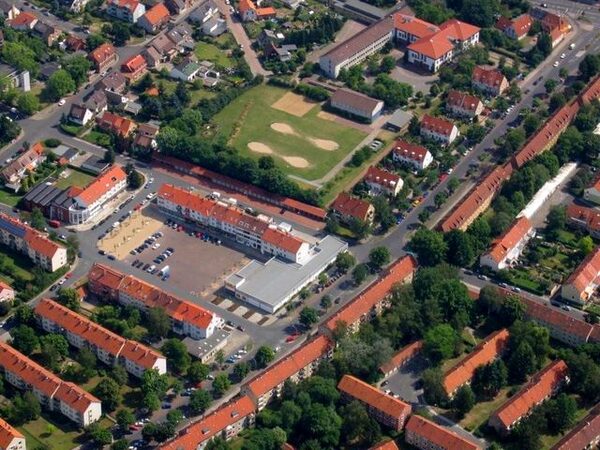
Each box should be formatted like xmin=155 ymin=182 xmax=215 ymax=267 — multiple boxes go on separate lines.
xmin=182 ymin=329 xmax=229 ymax=358
xmin=387 ymin=109 xmax=413 ymax=128
xmin=226 ymin=235 xmax=347 ymax=310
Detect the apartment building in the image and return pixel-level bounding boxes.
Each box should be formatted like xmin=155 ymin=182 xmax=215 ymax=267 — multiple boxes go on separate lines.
xmin=319 ymin=16 xmax=394 ymax=78
xmin=489 ymin=360 xmax=569 ymax=434
xmin=480 ymin=217 xmax=534 ymax=271
xmin=324 ymin=255 xmax=417 ymax=334
xmin=392 ymin=140 xmax=433 ymax=171
xmin=420 ymin=114 xmax=459 ymax=145
xmin=0 ymin=212 xmax=67 ymax=272
xmin=495 ymin=13 xmax=533 ymax=40
xmin=370 ymin=441 xmax=399 ymax=450
xmin=0 ymin=342 xmax=101 ymax=427
xmin=330 ymin=192 xmax=375 ymax=225
xmin=158 ymin=184 xmax=311 ymax=263
xmin=472 ymin=66 xmax=509 ymax=97
xmin=405 ymin=415 xmax=482 ymax=450
xmin=446 ymin=90 xmax=484 ymax=118
xmin=0 ymin=418 xmax=25 ymax=450
xmin=379 ymin=341 xmax=423 ymax=378
xmin=35 ymin=298 xmax=166 ymax=378
xmin=566 ymin=203 xmax=600 ymax=239
xmin=120 ymin=54 xmax=148 ymax=84
xmin=443 ymin=329 xmax=509 ymax=397
xmin=551 ymin=403 xmax=600 ymax=450
xmin=338 ymin=375 xmax=411 ymax=431
xmin=363 ymin=166 xmax=403 ymax=197
xmin=241 ymin=335 xmax=332 ymax=410
xmin=329 ymin=88 xmax=384 ymax=123
xmin=87 ymin=263 xmax=223 ymax=339
xmin=561 ymin=246 xmax=600 ymax=305
xmin=106 ymin=0 xmax=145 ymax=23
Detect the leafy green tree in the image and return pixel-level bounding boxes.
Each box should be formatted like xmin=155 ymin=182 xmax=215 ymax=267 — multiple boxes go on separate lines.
xmin=459 ymin=0 xmax=500 ymax=27
xmin=233 ymin=361 xmax=250 ymax=381
xmin=116 ymin=409 xmax=135 ymax=430
xmin=62 ymin=55 xmax=92 ymax=87
xmin=472 ymin=359 xmax=508 ymax=400
xmin=409 ymin=228 xmax=448 ymax=266
xmin=255 ymin=346 xmax=276 ymax=369
xmin=544 ymin=78 xmax=558 ymax=94
xmin=422 ymin=367 xmax=447 ymax=405
xmin=424 ymin=324 xmax=459 ymax=364
xmin=299 ymin=307 xmax=319 ymax=328
xmin=546 ymin=393 xmax=577 ymax=433
xmin=86 ymin=34 xmax=106 ymax=50
xmin=57 ymin=287 xmax=81 ymax=311
xmin=320 ymin=295 xmax=332 ymax=310
xmin=335 ymin=251 xmax=356 ymax=273
xmin=166 ymin=409 xmax=184 ymax=426
xmin=14 ymin=305 xmax=34 ymax=325
xmin=212 ymin=373 xmax=231 ymax=397
xmin=45 ymin=69 xmax=76 ymax=102
xmin=161 ymin=339 xmax=192 ymax=375
xmin=369 ymin=246 xmax=390 ymax=270
xmin=8 ymin=392 xmax=41 ymax=425
xmin=127 ymin=169 xmax=144 ymax=189
xmin=38 ymin=333 xmax=69 ymax=370
xmin=299 ymin=403 xmax=342 ymax=448
xmin=187 ymin=361 xmax=210 ymax=383
xmin=30 ymin=208 xmax=46 ymax=231
xmin=94 ymin=378 xmax=122 ymax=411
xmin=189 ymin=388 xmax=212 ymax=414
xmin=110 ymin=365 xmax=129 ymax=386
xmin=143 ymin=392 xmax=160 ymax=412
xmin=339 ymin=400 xmax=381 ymax=448
xmin=579 ymin=236 xmax=595 ymax=255
xmin=16 ymin=92 xmax=40 ymax=115
xmin=142 ymin=369 xmax=169 ymax=398
xmin=112 ymin=439 xmax=129 ymax=450
xmin=352 ymin=263 xmax=369 ymax=285
xmin=147 ymin=307 xmax=171 ymax=339
xmin=453 ymin=385 xmax=476 ymax=417
xmin=11 ymin=325 xmax=39 ymax=355
xmin=87 ymin=423 xmax=112 ymax=446
xmin=508 ymin=342 xmax=537 ymax=383
xmin=444 ymin=230 xmax=475 ymax=267
xmin=379 ymin=55 xmax=396 ymax=73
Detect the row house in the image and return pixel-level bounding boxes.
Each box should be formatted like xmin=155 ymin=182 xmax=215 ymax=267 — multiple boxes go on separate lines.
xmin=495 ymin=14 xmax=533 ymax=40
xmin=561 ymin=246 xmax=600 ymax=305
xmin=106 ymin=0 xmax=145 ymax=23
xmin=391 ymin=140 xmax=433 ymax=171
xmin=420 ymin=114 xmax=459 ymax=145
xmin=0 ymin=418 xmax=25 ymax=450
xmin=34 ymin=298 xmax=166 ymax=378
xmin=138 ymin=3 xmax=171 ymax=34
xmin=241 ymin=335 xmax=332 ymax=410
xmin=472 ymin=66 xmax=509 ymax=97
xmin=0 ymin=212 xmax=67 ymax=272
xmin=379 ymin=341 xmax=423 ymax=378
xmin=480 ymin=216 xmax=534 ymax=271
xmin=87 ymin=263 xmax=223 ymax=339
xmin=338 ymin=375 xmax=411 ymax=431
xmin=121 ymin=54 xmax=148 ymax=84
xmin=0 ymin=342 xmax=102 ymax=427
xmin=89 ymin=43 xmax=118 ymax=72
xmin=446 ymin=90 xmax=484 ymax=119
xmin=363 ymin=166 xmax=403 ymax=197
xmin=443 ymin=329 xmax=509 ymax=398
xmin=551 ymin=403 xmax=600 ymax=450
xmin=157 ymin=183 xmax=311 ymax=263
xmin=0 ymin=143 xmax=46 ymax=192
xmin=566 ymin=202 xmax=600 ymax=239
xmin=489 ymin=359 xmax=569 ymax=434
xmin=323 ymin=255 xmax=417 ymax=334
xmin=330 ymin=192 xmax=375 ymax=225
xmin=405 ymin=415 xmax=482 ymax=450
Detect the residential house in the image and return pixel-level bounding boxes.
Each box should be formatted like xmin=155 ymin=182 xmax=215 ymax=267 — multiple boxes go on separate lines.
xmin=405 ymin=415 xmax=482 ymax=450
xmin=329 ymin=88 xmax=384 ymax=123
xmin=489 ymin=360 xmax=569 ymax=434
xmin=65 ymin=35 xmax=86 ymax=52
xmin=35 ymin=298 xmax=167 ymax=378
xmin=0 ymin=143 xmax=46 ymax=191
xmin=330 ymin=192 xmax=375 ymax=224
xmin=0 ymin=212 xmax=67 ymax=272
xmin=561 ymin=246 xmax=600 ymax=305
xmin=443 ymin=329 xmax=510 ymax=397
xmin=0 ymin=281 xmax=15 ymax=303
xmin=472 ymin=66 xmax=509 ymax=96
xmin=120 ymin=54 xmax=148 ymax=83
xmin=0 ymin=417 xmax=25 ymax=450
xmin=0 ymin=342 xmax=102 ymax=427
xmin=149 ymin=34 xmax=178 ymax=61
xmin=138 ymin=3 xmax=170 ymax=34
xmin=338 ymin=375 xmax=411 ymax=431
xmin=369 ymin=441 xmax=399 ymax=450
xmin=363 ymin=166 xmax=403 ymax=197
xmin=166 ymin=23 xmax=195 ymax=50
xmin=7 ymin=11 xmax=37 ymax=30
xmin=379 ymin=341 xmax=423 ymax=378
xmin=39 ymin=61 xmax=60 ymax=80
xmin=241 ymin=336 xmax=332 ymax=410
xmin=61 ymin=0 xmax=90 ymax=13
xmin=159 ymin=396 xmax=255 ymax=450
xmin=584 ymin=178 xmax=600 ymax=205
xmin=188 ymin=0 xmax=218 ymax=23
xmin=142 ymin=46 xmax=162 ymax=68
xmin=264 ymin=42 xmax=297 ymax=62
xmin=238 ymin=0 xmax=275 ymax=22
xmin=96 ymin=71 xmax=127 ymax=94
xmin=0 ymin=0 xmax=20 ymax=20
xmin=96 ymin=111 xmax=137 ymax=138
xmin=480 ymin=216 xmax=535 ymax=271
xmin=33 ymin=21 xmax=61 ymax=46
xmin=566 ymin=202 xmax=600 ymax=239
xmin=106 ymin=0 xmax=146 ymax=23
xmin=495 ymin=13 xmax=533 ymax=40
xmin=133 ymin=123 xmax=160 ymax=151
xmin=201 ymin=17 xmax=227 ymax=36
xmin=392 ymin=139 xmax=433 ymax=170
xmin=446 ymin=90 xmax=484 ymax=118
xmin=89 ymin=43 xmax=118 ymax=72
xmin=84 ymin=90 xmax=108 ymax=115
xmin=420 ymin=114 xmax=459 ymax=145
xmin=257 ymin=29 xmax=282 ymax=48
xmin=551 ymin=403 xmax=600 ymax=450
xmin=0 ymin=64 xmax=30 ymax=92
xmin=68 ymin=104 xmax=94 ymax=126
xmin=170 ymin=57 xmax=201 ymax=81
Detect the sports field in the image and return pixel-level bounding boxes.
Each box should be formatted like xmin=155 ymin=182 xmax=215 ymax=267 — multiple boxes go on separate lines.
xmin=212 ymin=84 xmax=367 ymax=181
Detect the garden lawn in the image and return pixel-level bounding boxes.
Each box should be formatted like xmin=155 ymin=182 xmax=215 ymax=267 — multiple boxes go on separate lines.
xmin=212 ymin=84 xmax=367 ymax=181
xmin=460 ymin=388 xmax=511 ymax=432
xmin=195 ymin=42 xmax=234 ymax=68
xmin=84 ymin=130 xmax=112 ymax=147
xmin=56 ymin=169 xmax=95 ymax=189
xmin=159 ymin=78 xmax=217 ymax=104
xmin=0 ymin=188 xmax=22 ymax=207
xmin=19 ymin=414 xmax=83 ymax=450
xmin=0 ymin=246 xmax=35 ymax=281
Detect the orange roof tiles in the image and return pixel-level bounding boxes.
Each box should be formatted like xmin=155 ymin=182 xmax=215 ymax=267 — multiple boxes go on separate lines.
xmin=421 ymin=114 xmax=456 ymax=137
xmin=331 ymin=192 xmax=373 ymax=222
xmin=485 ymin=217 xmax=532 ymax=265
xmin=447 ymin=90 xmax=482 ymax=113
xmin=511 ymin=14 xmax=533 ymax=38
xmin=55 ymin=382 xmax=99 ymax=414
xmin=338 ymin=375 xmax=411 ymax=424
xmin=325 ymin=255 xmax=417 ymax=332
xmin=472 ymin=66 xmax=507 ymax=90
xmin=142 ymin=3 xmax=170 ymax=25
xmin=407 ymin=18 xmax=480 ymax=60
xmin=97 ymin=111 xmax=136 ymax=137
xmin=379 ymin=340 xmax=423 ymax=375
xmin=564 ymin=246 xmax=600 ymax=298
xmin=107 ymin=0 xmax=141 ymax=11
xmin=567 ymin=202 xmax=600 ymax=232
xmin=261 ymin=227 xmax=304 ymax=254
xmin=238 ymin=0 xmax=253 ymax=13
xmin=160 ymin=396 xmax=255 ymax=450
xmin=8 ymin=11 xmax=37 ymax=27
xmin=393 ymin=140 xmax=430 ymax=163
xmin=90 ymin=43 xmax=117 ymax=65
xmin=121 ymin=54 xmax=147 ymax=73
xmin=394 ymin=13 xmax=439 ymax=39
xmin=77 ymin=165 xmax=127 ymax=206
xmin=0 ymin=417 xmax=23 ymax=450
xmin=369 ymin=441 xmax=399 ymax=450
xmin=256 ymin=6 xmax=275 ymax=16
xmin=120 ymin=340 xmax=163 ymax=369
xmin=88 ymin=262 xmax=126 ymax=291
xmin=552 ymin=403 xmax=600 ymax=450
xmin=491 ymin=359 xmax=569 ymax=431
xmin=364 ymin=166 xmax=401 ymax=189
xmin=24 ymin=228 xmax=64 ymax=259
xmin=244 ymin=335 xmax=331 ymax=399
xmin=443 ymin=329 xmax=509 ymax=395
xmin=406 ymin=415 xmax=481 ymax=450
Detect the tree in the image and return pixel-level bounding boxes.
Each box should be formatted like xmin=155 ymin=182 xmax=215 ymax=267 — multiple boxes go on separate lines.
xmin=579 ymin=236 xmax=595 ymax=255
xmin=424 ymin=324 xmax=459 ymax=364
xmin=187 ymin=361 xmax=210 ymax=383
xmin=39 ymin=333 xmax=68 ymax=369
xmin=299 ymin=403 xmax=342 ymax=448
xmin=335 ymin=251 xmax=356 ymax=273
xmin=14 ymin=305 xmax=34 ymax=325
xmin=409 ymin=228 xmax=448 ymax=266
xmin=339 ymin=400 xmax=381 ymax=448
xmin=550 ymin=92 xmax=567 ymax=113
xmin=11 ymin=325 xmax=39 ymax=355
xmin=368 ymin=247 xmax=390 ymax=270
xmin=544 ymin=78 xmax=558 ymax=94
xmin=116 ymin=409 xmax=135 ymax=430
xmin=460 ymin=0 xmax=500 ymax=27
xmin=379 ymin=55 xmax=396 ymax=73
xmin=77 ymin=347 xmax=98 ymax=380
xmin=57 ymin=287 xmax=80 ymax=311
xmin=453 ymin=385 xmax=476 ymax=417
xmin=141 ymin=369 xmax=169 ymax=398
xmin=472 ymin=359 xmax=507 ymax=400
xmin=94 ymin=378 xmax=122 ymax=411
xmin=162 ymin=339 xmax=191 ymax=375
xmin=87 ymin=34 xmax=106 ymax=50
xmin=16 ymin=92 xmax=39 ymax=115
xmin=299 ymin=307 xmax=319 ymax=329
xmin=29 ymin=208 xmax=46 ymax=231
xmin=422 ymin=367 xmax=447 ymax=405
xmin=579 ymin=54 xmax=600 ymax=81
xmin=111 ymin=22 xmax=131 ymax=46
xmin=103 ymin=148 xmax=115 ymax=164
xmin=233 ymin=361 xmax=250 ymax=381
xmin=546 ymin=393 xmax=577 ymax=433
xmin=112 ymin=439 xmax=129 ymax=450
xmin=212 ymin=373 xmax=231 ymax=397
xmin=166 ymin=409 xmax=184 ymax=426
xmin=87 ymin=424 xmax=113 ymax=446
xmin=444 ymin=230 xmax=475 ymax=267
xmin=143 ymin=392 xmax=160 ymax=412
xmin=508 ymin=341 xmax=537 ymax=383
xmin=147 ymin=307 xmax=171 ymax=339
xmin=44 ymin=69 xmax=75 ymax=102
xmin=110 ymin=365 xmax=129 ymax=386
xmin=352 ymin=263 xmax=369 ymax=285
xmin=127 ymin=169 xmax=144 ymax=189
xmin=62 ymin=55 xmax=92 ymax=87
xmin=189 ymin=388 xmax=212 ymax=414
xmin=255 ymin=346 xmax=276 ymax=369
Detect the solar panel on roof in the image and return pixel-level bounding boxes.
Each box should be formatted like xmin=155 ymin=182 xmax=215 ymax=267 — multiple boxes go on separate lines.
xmin=0 ymin=216 xmax=27 ymax=238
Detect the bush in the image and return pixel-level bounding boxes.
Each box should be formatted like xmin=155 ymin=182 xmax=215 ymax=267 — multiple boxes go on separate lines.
xmin=294 ymin=83 xmax=330 ymax=102
xmin=44 ymin=138 xmax=61 ymax=148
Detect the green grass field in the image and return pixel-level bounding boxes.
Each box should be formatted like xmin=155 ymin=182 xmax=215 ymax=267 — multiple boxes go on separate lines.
xmin=56 ymin=169 xmax=95 ymax=189
xmin=212 ymin=84 xmax=367 ymax=181
xmin=19 ymin=414 xmax=83 ymax=450
xmin=195 ymin=42 xmax=235 ymax=68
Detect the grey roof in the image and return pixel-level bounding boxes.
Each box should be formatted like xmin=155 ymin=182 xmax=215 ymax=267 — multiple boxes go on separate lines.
xmin=189 ymin=0 xmax=218 ymax=21
xmin=174 ymin=59 xmax=200 ymax=77
xmin=386 ymin=108 xmax=413 ymax=128
xmin=167 ymin=23 xmax=193 ymax=45
xmin=226 ymin=235 xmax=347 ymax=311
xmin=98 ymin=71 xmax=127 ymax=92
xmin=23 ymin=182 xmax=64 ymax=207
xmin=40 ymin=61 xmax=60 ymax=79
xmin=330 ymin=88 xmax=383 ymax=115
xmin=84 ymin=90 xmax=107 ymax=110
xmin=51 ymin=145 xmax=71 ymax=157
xmin=63 ymin=148 xmax=79 ymax=160
xmin=333 ymin=0 xmax=386 ymax=21
xmin=81 ymin=155 xmax=110 ymax=174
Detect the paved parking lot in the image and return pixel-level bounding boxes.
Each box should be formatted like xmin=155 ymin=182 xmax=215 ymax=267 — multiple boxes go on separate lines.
xmin=384 ymin=356 xmax=427 ymax=405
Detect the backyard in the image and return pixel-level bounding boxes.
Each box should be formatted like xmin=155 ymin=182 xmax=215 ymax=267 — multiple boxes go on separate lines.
xmin=56 ymin=168 xmax=95 ymax=189
xmin=195 ymin=41 xmax=235 ymax=68
xmin=211 ymin=84 xmax=367 ymax=182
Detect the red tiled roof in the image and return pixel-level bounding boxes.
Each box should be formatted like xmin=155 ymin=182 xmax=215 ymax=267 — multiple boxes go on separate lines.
xmin=564 ymin=246 xmax=600 ymax=297
xmin=338 ymin=375 xmax=411 ymax=423
xmin=472 ymin=66 xmax=507 ymax=90
xmin=379 ymin=340 xmax=423 ymax=375
xmin=393 ymin=140 xmax=430 ymax=163
xmin=369 ymin=441 xmax=399 ymax=450
xmin=238 ymin=0 xmax=254 ymax=13
xmin=89 ymin=43 xmax=117 ymax=65
xmin=244 ymin=335 xmax=331 ymax=399
xmin=364 ymin=166 xmax=401 ymax=189
xmin=88 ymin=262 xmax=126 ymax=291
xmin=0 ymin=417 xmax=23 ymax=450
xmin=408 ymin=18 xmax=480 ymax=60
xmin=160 ymin=396 xmax=255 ymax=450
xmin=331 ymin=192 xmax=373 ymax=222
xmin=325 ymin=255 xmax=417 ymax=332
xmin=491 ymin=360 xmax=569 ymax=431
xmin=421 ymin=114 xmax=456 ymax=137
xmin=406 ymin=415 xmax=481 ymax=450
xmin=121 ymin=54 xmax=147 ymax=73
xmin=485 ymin=217 xmax=532 ymax=265
xmin=24 ymin=228 xmax=64 ymax=259
xmin=120 ymin=340 xmax=164 ymax=370
xmin=394 ymin=13 xmax=439 ymax=39
xmin=256 ymin=6 xmax=275 ymax=16
xmin=107 ymin=0 xmax=141 ymax=11
xmin=566 ymin=202 xmax=600 ymax=232
xmin=8 ymin=11 xmax=37 ymax=27
xmin=281 ymin=198 xmax=327 ymax=220
xmin=142 ymin=3 xmax=170 ymax=26
xmin=77 ymin=165 xmax=127 ymax=206
xmin=447 ymin=90 xmax=482 ymax=113
xmin=551 ymin=403 xmax=600 ymax=450
xmin=97 ymin=111 xmax=136 ymax=137
xmin=54 ymin=382 xmax=99 ymax=414
xmin=261 ymin=227 xmax=304 ymax=254
xmin=511 ymin=14 xmax=533 ymax=38
xmin=443 ymin=329 xmax=509 ymax=394
xmin=494 ymin=16 xmax=512 ymax=32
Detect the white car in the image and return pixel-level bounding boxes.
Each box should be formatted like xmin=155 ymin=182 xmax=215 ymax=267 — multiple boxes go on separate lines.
xmin=553 ymin=61 xmax=559 ymax=67
xmin=58 ymin=99 xmax=66 ymax=106
xmin=560 ymin=53 xmax=566 ymax=59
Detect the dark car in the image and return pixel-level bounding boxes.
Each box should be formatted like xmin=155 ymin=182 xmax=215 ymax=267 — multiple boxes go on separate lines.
xmin=98 ymin=250 xmax=106 ymax=255
xmin=143 ymin=264 xmax=150 ymax=271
